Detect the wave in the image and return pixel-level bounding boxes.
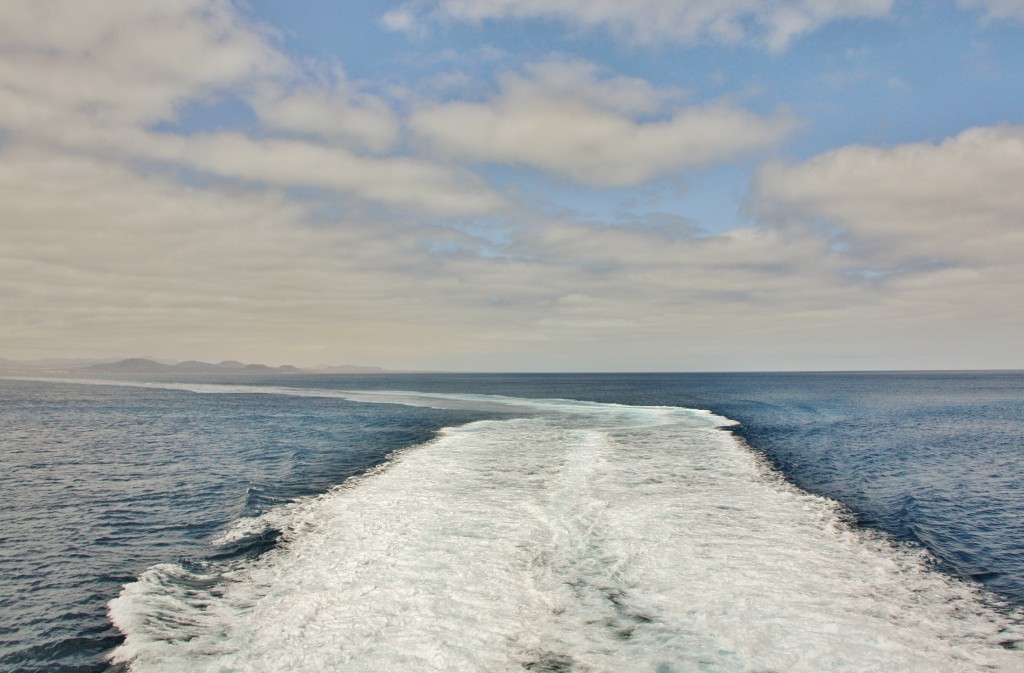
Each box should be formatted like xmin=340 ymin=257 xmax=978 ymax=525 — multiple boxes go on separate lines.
xmin=96 ymin=388 xmax=1024 ymax=672
xmin=105 ymin=391 xmax=1024 ymax=667
xmin=2 ymin=376 xmax=539 ymax=413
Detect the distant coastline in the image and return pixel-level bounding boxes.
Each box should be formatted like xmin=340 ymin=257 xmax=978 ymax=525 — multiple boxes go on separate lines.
xmin=0 ymin=357 xmax=392 ymax=376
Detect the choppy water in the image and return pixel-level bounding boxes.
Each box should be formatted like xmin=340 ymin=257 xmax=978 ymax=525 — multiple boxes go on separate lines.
xmin=0 ymin=379 xmax=492 ymax=672
xmin=1 ymin=373 xmax=1023 ymax=672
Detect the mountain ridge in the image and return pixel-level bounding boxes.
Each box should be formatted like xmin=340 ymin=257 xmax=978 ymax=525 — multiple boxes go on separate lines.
xmin=0 ymin=357 xmax=390 ymax=375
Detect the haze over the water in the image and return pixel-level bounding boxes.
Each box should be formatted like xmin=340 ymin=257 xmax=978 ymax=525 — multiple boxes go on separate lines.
xmin=2 ymin=1 xmax=1023 ymax=371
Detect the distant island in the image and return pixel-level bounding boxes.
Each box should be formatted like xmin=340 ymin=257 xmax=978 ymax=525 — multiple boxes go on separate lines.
xmin=0 ymin=357 xmax=389 ymax=375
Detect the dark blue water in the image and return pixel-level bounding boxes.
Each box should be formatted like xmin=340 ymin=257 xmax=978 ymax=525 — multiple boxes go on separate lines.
xmin=0 ymin=379 xmax=494 ymax=673
xmin=2 ymin=372 xmax=1023 ymax=672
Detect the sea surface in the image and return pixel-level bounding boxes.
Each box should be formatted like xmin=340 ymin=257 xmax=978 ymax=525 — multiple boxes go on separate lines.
xmin=1 ymin=372 xmax=1022 ymax=672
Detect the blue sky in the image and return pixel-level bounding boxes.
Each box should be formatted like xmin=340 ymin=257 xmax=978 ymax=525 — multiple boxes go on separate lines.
xmin=172 ymin=0 xmax=1024 ymax=232
xmin=239 ymin=0 xmax=1024 ymax=233
xmin=1 ymin=0 xmax=1023 ymax=370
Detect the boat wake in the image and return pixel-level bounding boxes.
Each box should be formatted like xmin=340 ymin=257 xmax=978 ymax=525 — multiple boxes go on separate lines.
xmin=100 ymin=388 xmax=1023 ymax=672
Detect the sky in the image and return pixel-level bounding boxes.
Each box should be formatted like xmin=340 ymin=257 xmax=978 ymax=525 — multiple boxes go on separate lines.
xmin=1 ymin=0 xmax=1023 ymax=371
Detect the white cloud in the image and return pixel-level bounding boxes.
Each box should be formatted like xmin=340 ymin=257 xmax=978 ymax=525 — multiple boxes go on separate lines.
xmin=250 ymin=69 xmax=401 ymax=153
xmin=171 ymin=134 xmax=506 ymax=216
xmin=380 ymin=6 xmax=419 ymax=33
xmin=958 ymin=0 xmax=1024 ymax=19
xmin=753 ymin=125 xmax=1024 ymax=268
xmin=514 ymin=60 xmax=688 ymax=116
xmin=3 ymin=2 xmax=1023 ymax=371
xmin=0 ymin=0 xmax=288 ymax=126
xmin=410 ymin=61 xmax=796 ymax=186
xmin=384 ymin=0 xmax=895 ymax=51
xmin=0 ymin=148 xmax=454 ymax=366
xmin=4 ymin=125 xmax=1024 ymax=370
xmin=0 ymin=0 xmax=506 ymax=217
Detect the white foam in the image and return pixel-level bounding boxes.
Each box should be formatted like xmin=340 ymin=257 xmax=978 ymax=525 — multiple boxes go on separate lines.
xmin=3 ymin=376 xmax=548 ymax=414
xmin=102 ymin=391 xmax=1023 ymax=672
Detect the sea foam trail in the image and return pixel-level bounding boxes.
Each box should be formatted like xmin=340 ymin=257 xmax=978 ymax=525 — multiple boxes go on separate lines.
xmin=2 ymin=376 xmax=536 ymax=413
xmin=100 ymin=388 xmax=1024 ymax=672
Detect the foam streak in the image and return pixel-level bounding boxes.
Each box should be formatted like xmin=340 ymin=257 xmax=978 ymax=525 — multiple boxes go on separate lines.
xmin=106 ymin=393 xmax=1023 ymax=672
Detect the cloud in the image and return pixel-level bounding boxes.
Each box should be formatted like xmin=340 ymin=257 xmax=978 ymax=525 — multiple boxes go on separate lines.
xmin=4 ymin=124 xmax=1024 ymax=370
xmin=384 ymin=0 xmax=895 ymax=51
xmin=250 ymin=68 xmax=401 ymax=153
xmin=0 ymin=0 xmax=506 ymax=217
xmin=0 ymin=145 xmax=504 ymax=366
xmin=410 ymin=60 xmax=796 ymax=186
xmin=3 ymin=2 xmax=1023 ymax=371
xmin=958 ymin=0 xmax=1024 ymax=19
xmin=381 ymin=7 xmax=418 ymax=32
xmin=753 ymin=125 xmax=1024 ymax=269
xmin=171 ymin=134 xmax=506 ymax=216
xmin=0 ymin=0 xmax=288 ymax=126
xmin=511 ymin=60 xmax=688 ymax=116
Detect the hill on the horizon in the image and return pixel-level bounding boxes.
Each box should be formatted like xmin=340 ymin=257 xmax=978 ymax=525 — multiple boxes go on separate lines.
xmin=0 ymin=357 xmax=389 ymax=375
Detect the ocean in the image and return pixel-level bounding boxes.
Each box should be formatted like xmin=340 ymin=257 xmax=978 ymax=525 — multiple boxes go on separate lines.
xmin=1 ymin=372 xmax=1022 ymax=672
